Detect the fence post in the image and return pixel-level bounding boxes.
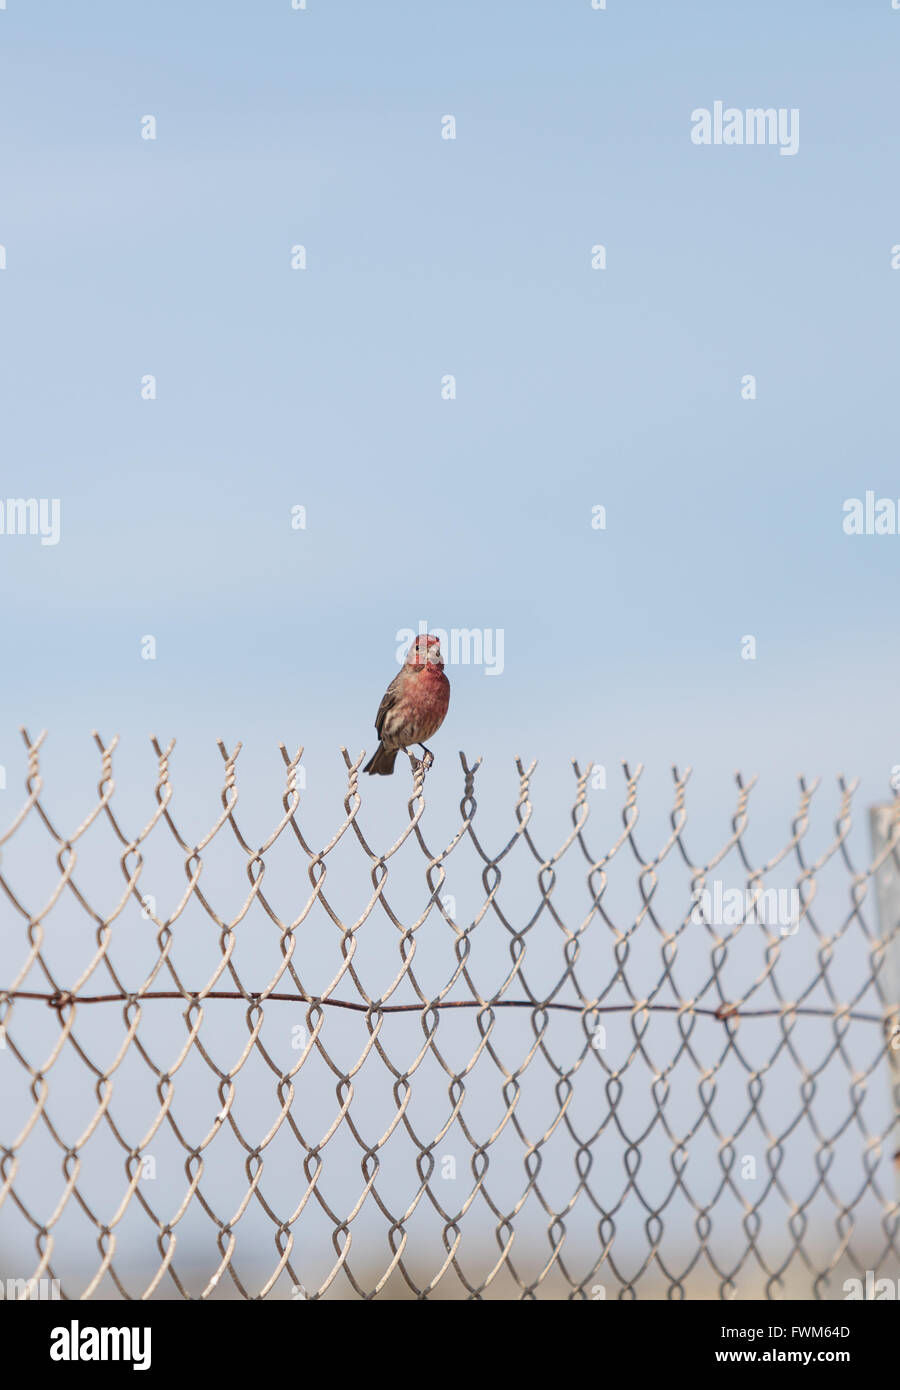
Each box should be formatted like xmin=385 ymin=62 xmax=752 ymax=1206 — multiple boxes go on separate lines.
xmin=868 ymin=804 xmax=900 ymax=1190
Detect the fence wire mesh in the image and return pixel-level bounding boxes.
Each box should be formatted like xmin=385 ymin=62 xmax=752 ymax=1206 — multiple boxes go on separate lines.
xmin=0 ymin=729 xmax=898 ymax=1300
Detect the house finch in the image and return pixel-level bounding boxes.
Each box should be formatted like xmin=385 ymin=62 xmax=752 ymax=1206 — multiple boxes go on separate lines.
xmin=364 ymin=634 xmax=451 ymax=775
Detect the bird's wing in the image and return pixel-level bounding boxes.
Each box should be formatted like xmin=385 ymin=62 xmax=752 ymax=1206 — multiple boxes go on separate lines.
xmin=373 ymin=672 xmax=403 ymax=738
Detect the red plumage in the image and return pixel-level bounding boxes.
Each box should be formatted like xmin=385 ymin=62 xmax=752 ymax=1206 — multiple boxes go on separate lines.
xmin=364 ymin=634 xmax=451 ymax=775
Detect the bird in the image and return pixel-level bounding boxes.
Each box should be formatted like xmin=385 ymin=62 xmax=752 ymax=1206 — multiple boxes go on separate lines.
xmin=364 ymin=634 xmax=451 ymax=775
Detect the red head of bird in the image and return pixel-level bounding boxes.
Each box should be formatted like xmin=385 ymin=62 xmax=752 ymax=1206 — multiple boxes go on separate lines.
xmin=407 ymin=634 xmax=444 ymax=670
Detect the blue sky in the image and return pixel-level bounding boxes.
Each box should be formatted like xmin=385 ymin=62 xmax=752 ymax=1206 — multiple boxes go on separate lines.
xmin=0 ymin=0 xmax=898 ymax=807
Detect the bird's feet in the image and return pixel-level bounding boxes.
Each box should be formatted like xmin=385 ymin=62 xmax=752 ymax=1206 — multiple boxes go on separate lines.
xmin=417 ymin=744 xmax=434 ymax=771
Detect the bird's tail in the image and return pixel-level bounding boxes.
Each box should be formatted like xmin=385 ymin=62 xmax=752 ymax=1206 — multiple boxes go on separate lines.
xmin=363 ymin=743 xmax=399 ymax=775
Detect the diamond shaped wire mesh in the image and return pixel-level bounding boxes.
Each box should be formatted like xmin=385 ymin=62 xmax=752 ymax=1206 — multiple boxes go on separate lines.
xmin=0 ymin=728 xmax=898 ymax=1300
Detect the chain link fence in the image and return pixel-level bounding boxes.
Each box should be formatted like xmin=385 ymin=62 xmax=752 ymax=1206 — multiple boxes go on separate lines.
xmin=0 ymin=728 xmax=898 ymax=1300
